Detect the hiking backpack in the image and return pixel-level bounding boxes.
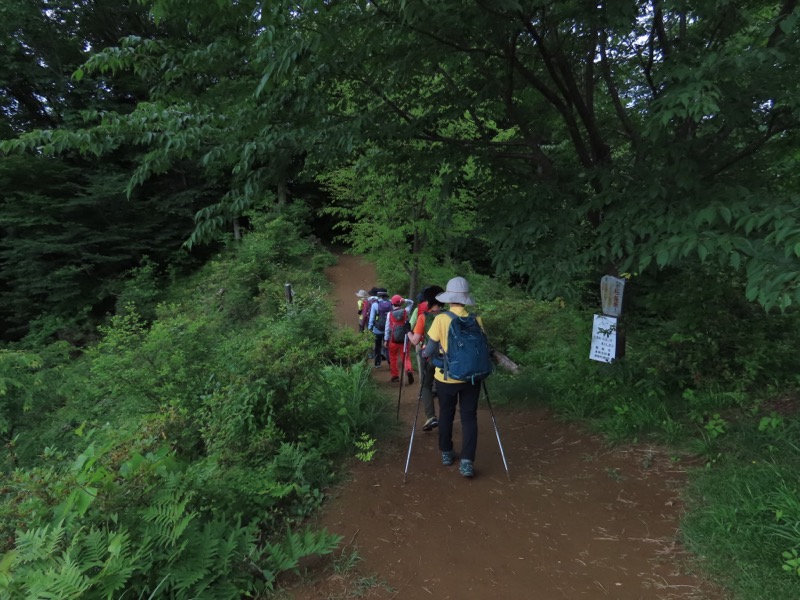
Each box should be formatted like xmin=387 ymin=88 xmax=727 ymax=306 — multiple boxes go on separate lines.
xmin=360 ymin=298 xmax=373 ymax=328
xmin=389 ymin=308 xmax=410 ymax=343
xmin=439 ymin=311 xmax=494 ymax=383
xmin=421 ymin=309 xmax=438 ymax=342
xmin=373 ymin=298 xmax=392 ymax=331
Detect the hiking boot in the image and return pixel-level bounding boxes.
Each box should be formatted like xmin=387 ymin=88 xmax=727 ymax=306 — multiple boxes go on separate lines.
xmin=422 ymin=417 xmax=438 ymax=432
xmin=407 ymin=371 xmax=414 ymax=384
xmin=391 ymin=376 xmax=400 ymax=382
xmin=373 ymin=363 xmax=381 ymax=369
xmin=442 ymin=450 xmax=456 ymax=466
xmin=459 ymin=459 xmax=474 ymax=478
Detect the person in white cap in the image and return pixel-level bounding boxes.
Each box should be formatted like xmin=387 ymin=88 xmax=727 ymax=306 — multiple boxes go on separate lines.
xmin=422 ymin=276 xmax=485 ymax=478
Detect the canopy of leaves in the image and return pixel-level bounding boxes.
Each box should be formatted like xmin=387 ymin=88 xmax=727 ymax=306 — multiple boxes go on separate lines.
xmin=1 ymin=0 xmax=799 ymax=313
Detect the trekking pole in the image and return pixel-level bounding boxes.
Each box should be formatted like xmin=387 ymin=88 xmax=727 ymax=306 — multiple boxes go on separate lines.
xmin=415 ymin=347 xmax=423 ymax=380
xmin=403 ymin=381 xmax=425 ymax=483
xmin=397 ymin=335 xmax=408 ymax=421
xmin=482 ymin=381 xmax=511 ymax=480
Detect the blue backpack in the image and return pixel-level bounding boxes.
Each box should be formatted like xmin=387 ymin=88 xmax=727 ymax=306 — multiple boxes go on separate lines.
xmin=438 ymin=311 xmax=494 ymax=383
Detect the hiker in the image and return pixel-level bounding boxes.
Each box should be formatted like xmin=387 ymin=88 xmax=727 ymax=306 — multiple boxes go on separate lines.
xmin=385 ymin=294 xmax=414 ymax=383
xmin=355 ymin=289 xmax=368 ymax=332
xmin=409 ymin=285 xmax=433 ymax=329
xmin=367 ymin=288 xmax=392 ymax=367
xmin=423 ymin=276 xmax=491 ymax=478
xmin=407 ymin=285 xmax=444 ymax=432
xmin=360 ymin=286 xmax=379 ymax=334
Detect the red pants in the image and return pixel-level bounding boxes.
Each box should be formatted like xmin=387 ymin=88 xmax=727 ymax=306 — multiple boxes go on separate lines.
xmin=388 ymin=340 xmax=413 ymax=378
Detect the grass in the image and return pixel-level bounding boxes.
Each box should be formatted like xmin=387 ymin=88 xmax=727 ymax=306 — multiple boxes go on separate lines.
xmin=480 ymin=305 xmax=800 ymax=598
xmin=333 ymin=549 xmax=362 ymax=575
xmin=682 ymin=460 xmax=800 ymax=600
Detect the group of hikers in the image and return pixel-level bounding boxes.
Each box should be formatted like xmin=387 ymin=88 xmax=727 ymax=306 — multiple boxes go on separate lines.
xmin=354 ymin=277 xmax=494 ymax=479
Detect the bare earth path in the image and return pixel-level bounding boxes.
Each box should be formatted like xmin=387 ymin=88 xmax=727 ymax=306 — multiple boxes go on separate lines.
xmin=286 ymin=254 xmax=724 ymax=600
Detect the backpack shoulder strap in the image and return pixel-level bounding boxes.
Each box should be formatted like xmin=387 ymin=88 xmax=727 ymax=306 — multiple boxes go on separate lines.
xmin=443 ymin=310 xmax=475 ymax=324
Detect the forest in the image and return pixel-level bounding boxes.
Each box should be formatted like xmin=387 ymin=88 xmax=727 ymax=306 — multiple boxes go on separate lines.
xmin=1 ymin=0 xmax=799 ymax=598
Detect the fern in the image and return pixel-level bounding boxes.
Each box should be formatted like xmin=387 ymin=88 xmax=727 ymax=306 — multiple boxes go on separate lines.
xmin=90 ymin=531 xmax=139 ymax=599
xmin=39 ymin=554 xmax=91 ymax=598
xmin=167 ymin=518 xmax=254 ymax=597
xmin=260 ymin=527 xmax=342 ymax=587
xmin=142 ymin=488 xmax=197 ymax=547
xmin=13 ymin=522 xmax=66 ymax=565
xmin=1 ymin=524 xmax=141 ymax=600
xmin=170 ymin=522 xmax=219 ymax=593
xmin=73 ymin=528 xmax=105 ymax=570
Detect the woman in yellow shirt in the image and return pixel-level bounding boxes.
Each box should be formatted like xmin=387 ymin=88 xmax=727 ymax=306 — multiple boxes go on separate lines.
xmin=422 ymin=276 xmax=484 ymax=478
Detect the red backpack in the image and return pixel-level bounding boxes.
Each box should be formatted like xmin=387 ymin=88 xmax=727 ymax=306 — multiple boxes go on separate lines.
xmin=388 ymin=308 xmax=410 ymax=343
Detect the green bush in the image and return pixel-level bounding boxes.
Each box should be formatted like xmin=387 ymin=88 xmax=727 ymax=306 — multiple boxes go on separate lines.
xmin=0 ymin=343 xmax=71 ymax=453
xmin=0 ymin=210 xmax=376 ymax=598
xmin=0 ymin=439 xmax=341 ymax=598
xmin=115 ymin=257 xmax=163 ymax=323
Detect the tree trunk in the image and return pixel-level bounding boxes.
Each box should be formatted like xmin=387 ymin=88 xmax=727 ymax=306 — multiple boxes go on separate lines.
xmin=277 ymin=180 xmax=288 ymax=205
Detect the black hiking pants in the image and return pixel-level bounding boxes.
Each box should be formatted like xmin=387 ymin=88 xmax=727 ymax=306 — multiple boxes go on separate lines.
xmin=420 ymin=359 xmax=437 ymax=420
xmin=437 ymin=380 xmax=480 ymax=462
xmin=373 ymin=332 xmax=384 ymax=366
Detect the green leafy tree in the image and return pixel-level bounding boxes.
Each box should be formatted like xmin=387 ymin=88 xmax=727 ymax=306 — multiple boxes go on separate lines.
xmin=4 ymin=0 xmax=799 ymax=310
xmin=328 ymin=1 xmax=800 ymax=306
xmin=321 ymin=143 xmax=481 ymax=296
xmin=0 ymin=0 xmax=214 ymax=341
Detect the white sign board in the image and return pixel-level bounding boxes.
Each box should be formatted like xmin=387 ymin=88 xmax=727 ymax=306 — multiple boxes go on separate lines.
xmin=589 ymin=314 xmax=618 ymax=363
xmin=600 ymin=275 xmax=625 ymax=317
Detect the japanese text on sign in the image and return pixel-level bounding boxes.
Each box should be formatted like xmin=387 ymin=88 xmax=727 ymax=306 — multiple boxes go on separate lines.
xmin=600 ymin=275 xmax=625 ymax=317
xmin=589 ymin=314 xmax=618 ymax=363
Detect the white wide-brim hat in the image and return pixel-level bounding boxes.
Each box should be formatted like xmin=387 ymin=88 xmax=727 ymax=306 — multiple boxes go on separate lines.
xmin=355 ymin=289 xmax=368 ymax=298
xmin=436 ymin=276 xmax=475 ymax=305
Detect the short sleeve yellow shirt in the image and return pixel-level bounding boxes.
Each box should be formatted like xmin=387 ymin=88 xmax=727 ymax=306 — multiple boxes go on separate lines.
xmin=426 ymin=306 xmax=485 ymax=384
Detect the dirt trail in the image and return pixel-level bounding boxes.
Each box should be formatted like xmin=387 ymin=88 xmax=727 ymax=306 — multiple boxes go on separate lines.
xmin=287 ymin=254 xmax=723 ymax=600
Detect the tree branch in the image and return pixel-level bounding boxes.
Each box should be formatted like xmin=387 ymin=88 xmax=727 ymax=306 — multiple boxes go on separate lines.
xmin=520 ymin=16 xmax=609 ymax=165
xmin=708 ymin=114 xmax=799 ymax=178
xmin=368 ymin=0 xmax=506 ymax=59
xmin=509 ymin=53 xmax=593 ymax=167
xmin=434 ymin=65 xmax=492 ymax=140
xmin=768 ymin=0 xmax=798 ymax=46
xmin=599 ymin=35 xmax=641 ymax=152
xmin=652 ymin=0 xmax=671 ymax=59
xmin=501 ymin=35 xmax=554 ymax=176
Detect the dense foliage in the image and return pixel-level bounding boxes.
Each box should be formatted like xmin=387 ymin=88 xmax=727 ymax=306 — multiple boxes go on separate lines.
xmin=1 ymin=0 xmax=799 ymax=598
xmin=4 ymin=0 xmax=799 ymax=311
xmin=409 ymin=261 xmax=800 ymax=600
xmin=0 ymin=209 xmax=389 ymax=597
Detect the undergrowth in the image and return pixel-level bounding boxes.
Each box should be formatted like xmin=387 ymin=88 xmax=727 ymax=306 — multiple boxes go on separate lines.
xmin=387 ymin=261 xmax=800 ymax=600
xmin=0 ymin=207 xmax=390 ymax=598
